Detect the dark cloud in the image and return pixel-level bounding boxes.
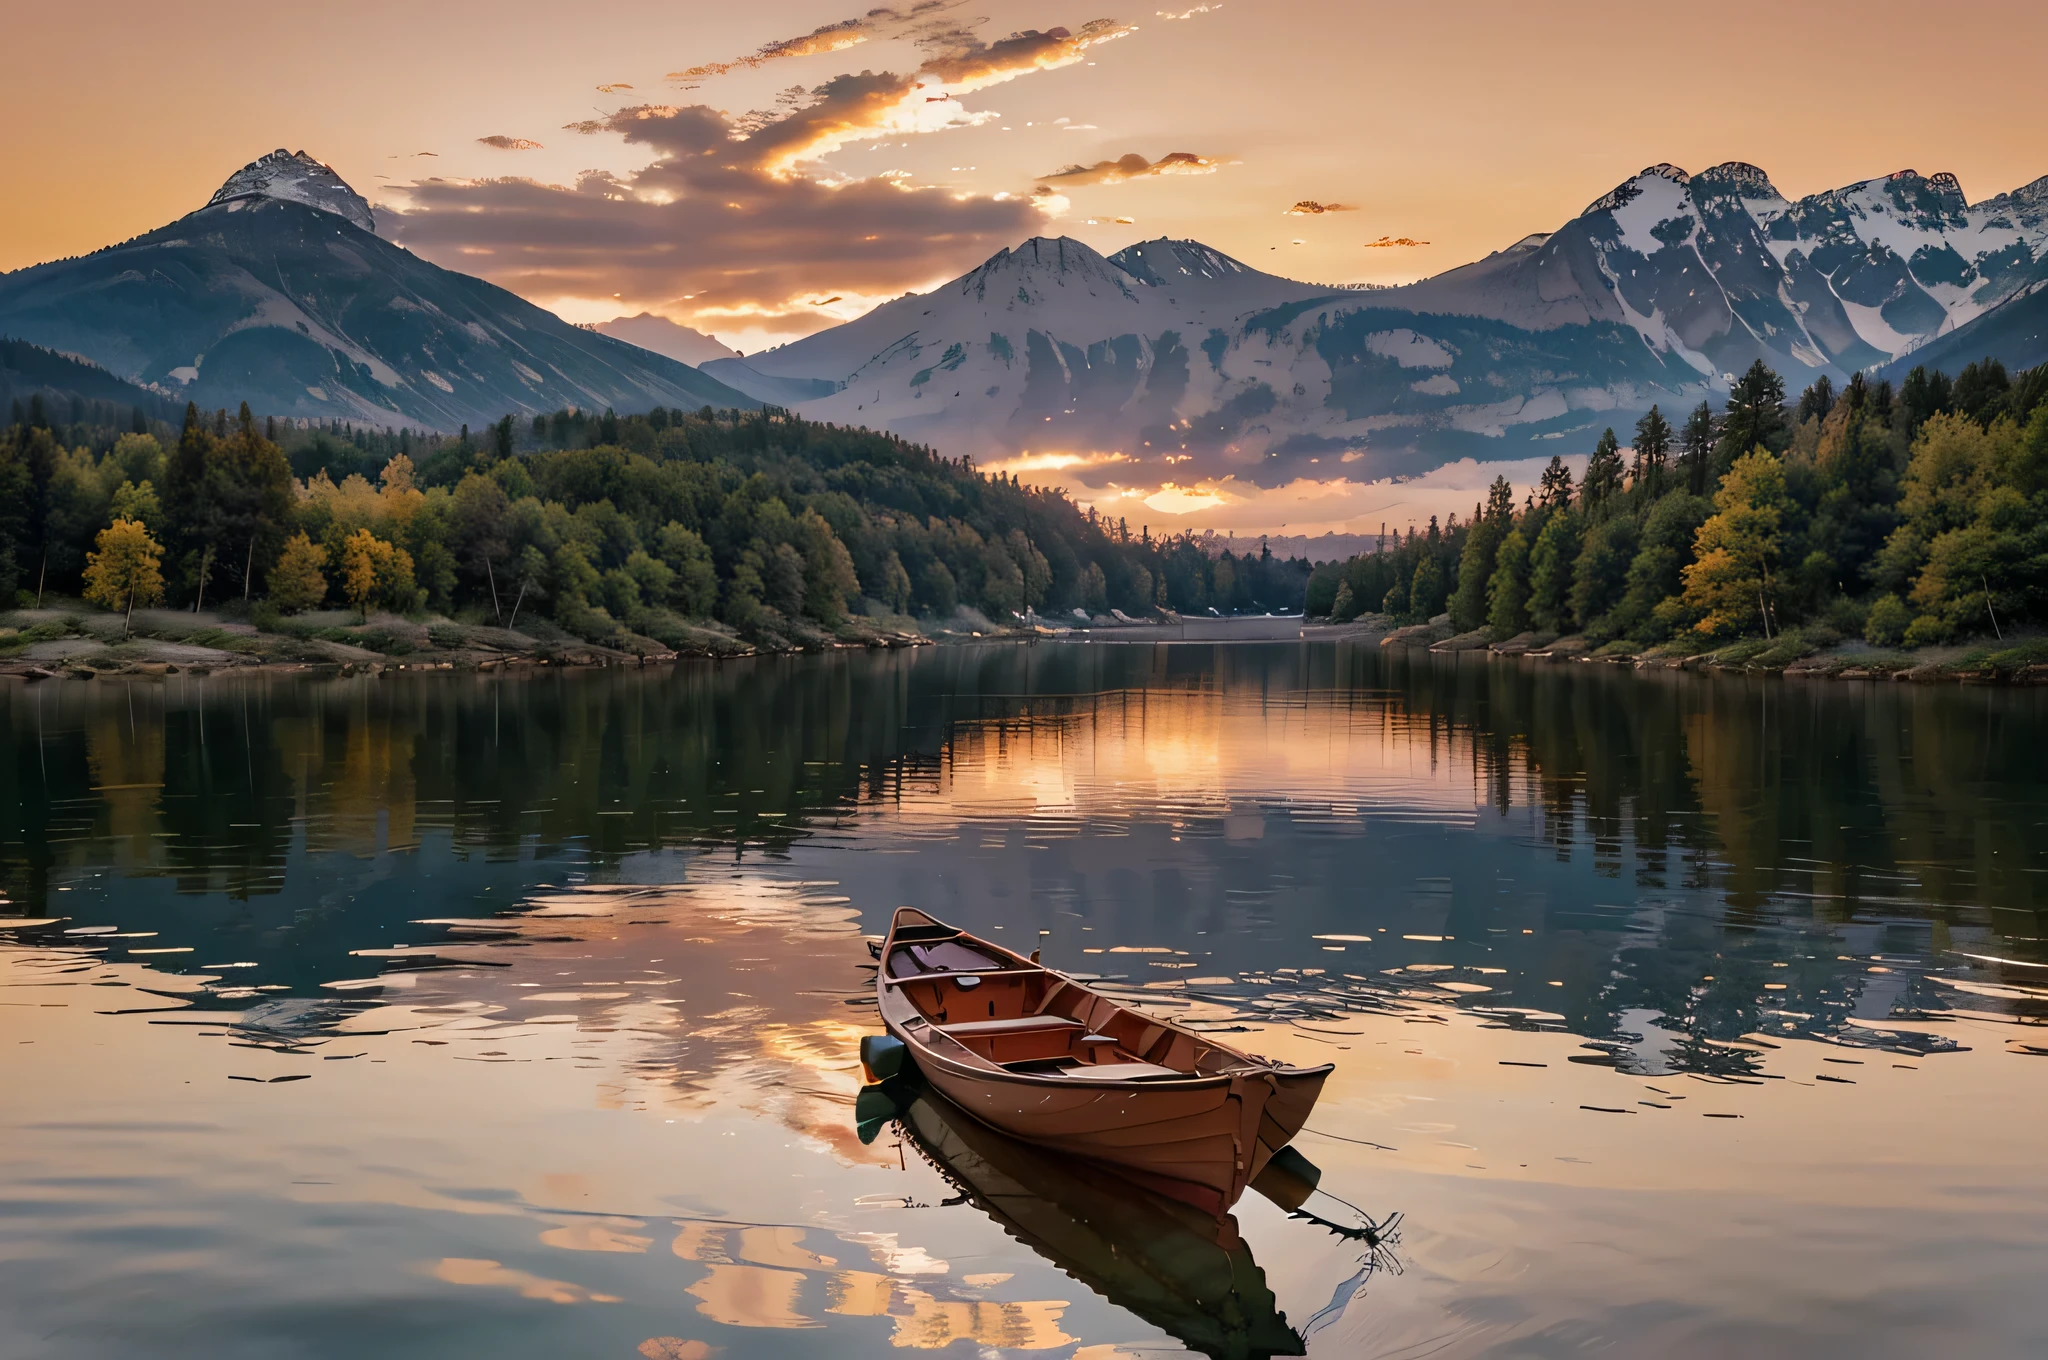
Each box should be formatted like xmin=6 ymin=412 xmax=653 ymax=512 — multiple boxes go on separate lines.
xmin=1286 ymin=199 xmax=1354 ymax=215
xmin=477 ymin=136 xmax=544 ymax=151
xmin=1038 ymin=151 xmax=1220 ymax=187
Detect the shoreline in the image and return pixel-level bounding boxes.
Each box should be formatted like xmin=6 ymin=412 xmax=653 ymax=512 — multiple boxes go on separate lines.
xmin=1330 ymin=617 xmax=2048 ymax=684
xmin=10 ymin=605 xmax=2041 ymax=685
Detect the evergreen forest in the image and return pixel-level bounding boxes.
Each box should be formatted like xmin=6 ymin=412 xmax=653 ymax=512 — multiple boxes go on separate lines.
xmin=1307 ymin=357 xmax=2048 ymax=653
xmin=0 ymin=396 xmax=1312 ymax=650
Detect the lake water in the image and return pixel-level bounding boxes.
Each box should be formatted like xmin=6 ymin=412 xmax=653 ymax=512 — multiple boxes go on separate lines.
xmin=3 ymin=643 xmax=2046 ymax=1359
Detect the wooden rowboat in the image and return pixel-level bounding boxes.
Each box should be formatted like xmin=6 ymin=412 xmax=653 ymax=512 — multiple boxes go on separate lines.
xmin=875 ymin=908 xmax=1332 ymax=1214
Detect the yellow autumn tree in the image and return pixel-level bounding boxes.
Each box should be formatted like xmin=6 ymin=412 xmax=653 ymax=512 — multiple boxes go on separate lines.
xmin=82 ymin=518 xmax=166 ymax=636
xmin=1681 ymin=448 xmax=1787 ymax=638
xmin=268 ymin=532 xmax=329 ymax=613
xmin=340 ymin=528 xmax=416 ymax=621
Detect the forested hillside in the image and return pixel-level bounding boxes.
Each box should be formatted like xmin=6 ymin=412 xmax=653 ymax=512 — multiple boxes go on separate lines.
xmin=0 ymin=401 xmax=1309 ymax=651
xmin=1310 ymin=357 xmax=2048 ymax=651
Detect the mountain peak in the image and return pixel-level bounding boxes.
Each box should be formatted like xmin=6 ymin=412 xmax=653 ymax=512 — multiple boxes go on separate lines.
xmin=1694 ymin=161 xmax=1784 ymax=201
xmin=952 ymin=236 xmax=1135 ymax=305
xmin=1585 ymin=164 xmax=1690 ymax=215
xmin=1109 ymin=238 xmax=1255 ymax=286
xmin=206 ymin=149 xmax=374 ymax=233
xmin=1976 ymin=174 xmax=2048 ymax=230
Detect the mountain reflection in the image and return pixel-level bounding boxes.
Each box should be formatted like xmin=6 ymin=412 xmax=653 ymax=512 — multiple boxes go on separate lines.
xmin=3 ymin=645 xmax=2045 ymax=1067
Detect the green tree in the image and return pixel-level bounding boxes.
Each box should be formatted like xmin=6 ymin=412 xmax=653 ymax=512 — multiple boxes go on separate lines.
xmin=1537 ymin=455 xmax=1574 ymax=510
xmin=1527 ymin=510 xmax=1583 ymax=633
xmin=654 ymin=523 xmax=718 ymax=616
xmin=1569 ymin=514 xmax=1639 ymax=636
xmin=1408 ymin=554 xmax=1446 ymax=621
xmin=1486 ymin=526 xmax=1532 ymax=637
xmin=797 ymin=509 xmax=859 ymax=623
xmin=1449 ymin=477 xmax=1513 ymax=631
xmin=110 ymin=480 xmax=162 ymax=532
xmin=1610 ymin=492 xmax=1712 ymax=642
xmin=1715 ymin=361 xmax=1789 ymax=475
xmin=82 ymin=518 xmax=165 ymax=635
xmin=1581 ymin=429 xmax=1624 ymax=515
xmin=1679 ymin=401 xmax=1716 ymax=496
xmin=1632 ymin=405 xmax=1672 ymax=495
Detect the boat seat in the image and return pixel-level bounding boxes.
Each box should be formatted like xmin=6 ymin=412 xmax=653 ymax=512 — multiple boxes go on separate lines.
xmin=1059 ymin=1061 xmax=1184 ymax=1082
xmin=937 ymin=1016 xmax=1084 ymax=1039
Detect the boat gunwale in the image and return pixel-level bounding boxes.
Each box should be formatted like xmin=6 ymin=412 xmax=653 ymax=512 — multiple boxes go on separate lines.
xmin=878 ymin=909 xmax=1333 ymax=1094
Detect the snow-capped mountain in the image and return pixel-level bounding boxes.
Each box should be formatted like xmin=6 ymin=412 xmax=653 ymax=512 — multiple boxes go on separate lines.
xmin=1381 ymin=162 xmax=2048 ymax=378
xmin=0 ymin=152 xmax=751 ymax=430
xmin=206 ymin=148 xmax=377 ymax=234
xmin=740 ymin=162 xmax=2047 ymax=480
xmin=737 ymin=233 xmax=1700 ymax=481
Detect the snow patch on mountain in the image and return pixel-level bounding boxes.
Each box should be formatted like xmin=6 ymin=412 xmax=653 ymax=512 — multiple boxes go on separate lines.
xmin=206 ymin=149 xmax=375 ymax=233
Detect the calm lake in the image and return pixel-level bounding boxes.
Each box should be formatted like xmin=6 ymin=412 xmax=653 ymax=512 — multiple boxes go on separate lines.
xmin=3 ymin=642 xmax=2046 ymax=1359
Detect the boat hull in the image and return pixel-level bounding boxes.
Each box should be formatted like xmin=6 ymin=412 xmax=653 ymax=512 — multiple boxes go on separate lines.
xmin=875 ymin=909 xmax=1331 ymax=1214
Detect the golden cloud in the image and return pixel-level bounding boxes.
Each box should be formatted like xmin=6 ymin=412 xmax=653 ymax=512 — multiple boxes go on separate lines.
xmin=1363 ymin=235 xmax=1431 ymax=247
xmin=1037 ymin=151 xmax=1219 ymax=187
xmin=663 ymin=3 xmax=979 ymax=86
xmin=596 ymin=83 xmax=634 ymax=94
xmin=667 ymin=19 xmax=869 ymax=83
xmin=477 ymin=136 xmax=544 ymax=151
xmin=1285 ymin=200 xmax=1354 ymax=215
xmin=397 ymin=10 xmax=1127 ymax=333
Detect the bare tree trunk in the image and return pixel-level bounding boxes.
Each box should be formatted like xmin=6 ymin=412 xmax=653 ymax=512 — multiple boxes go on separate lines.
xmin=507 ymin=580 xmax=528 ymax=629
xmin=125 ymin=580 xmax=135 ymax=638
xmin=243 ymin=538 xmax=254 ymax=603
xmin=486 ymin=556 xmax=502 ymax=624
xmin=193 ymin=544 xmax=213 ymax=614
xmin=35 ymin=550 xmax=45 ymax=609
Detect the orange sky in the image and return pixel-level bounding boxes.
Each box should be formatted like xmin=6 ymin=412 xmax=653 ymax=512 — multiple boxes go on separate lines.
xmin=6 ymin=0 xmax=2045 ymax=350
xmin=4 ymin=1 xmax=2045 ymax=534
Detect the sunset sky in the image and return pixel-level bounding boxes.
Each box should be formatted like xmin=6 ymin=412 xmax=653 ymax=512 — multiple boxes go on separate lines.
xmin=4 ymin=0 xmax=2045 ymax=530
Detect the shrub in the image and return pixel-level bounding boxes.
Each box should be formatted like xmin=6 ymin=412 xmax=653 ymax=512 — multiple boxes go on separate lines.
xmin=1902 ymin=613 xmax=1950 ymax=649
xmin=1864 ymin=594 xmax=1911 ymax=646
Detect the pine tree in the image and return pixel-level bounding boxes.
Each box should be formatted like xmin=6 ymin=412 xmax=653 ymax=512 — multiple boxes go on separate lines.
xmin=1537 ymin=455 xmax=1575 ymax=509
xmin=1796 ymin=375 xmax=1836 ymax=424
xmin=1680 ymin=401 xmax=1716 ymax=496
xmin=1632 ymin=405 xmax=1672 ymax=495
xmin=1717 ymin=361 xmax=1789 ymax=474
xmin=1448 ymin=476 xmax=1515 ymax=631
xmin=1582 ymin=429 xmax=1624 ymax=514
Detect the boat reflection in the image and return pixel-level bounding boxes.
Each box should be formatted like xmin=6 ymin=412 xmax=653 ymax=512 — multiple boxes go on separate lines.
xmin=886 ymin=1085 xmax=1307 ymax=1360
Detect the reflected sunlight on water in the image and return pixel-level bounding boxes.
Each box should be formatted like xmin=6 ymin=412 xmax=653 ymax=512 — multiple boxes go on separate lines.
xmin=4 ymin=645 xmax=2048 ymax=1358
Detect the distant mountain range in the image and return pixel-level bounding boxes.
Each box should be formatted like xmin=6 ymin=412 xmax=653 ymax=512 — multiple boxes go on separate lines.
xmin=0 ymin=150 xmax=752 ymax=430
xmin=5 ymin=151 xmax=2043 ymax=468
xmin=716 ymin=162 xmax=2048 ymax=479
